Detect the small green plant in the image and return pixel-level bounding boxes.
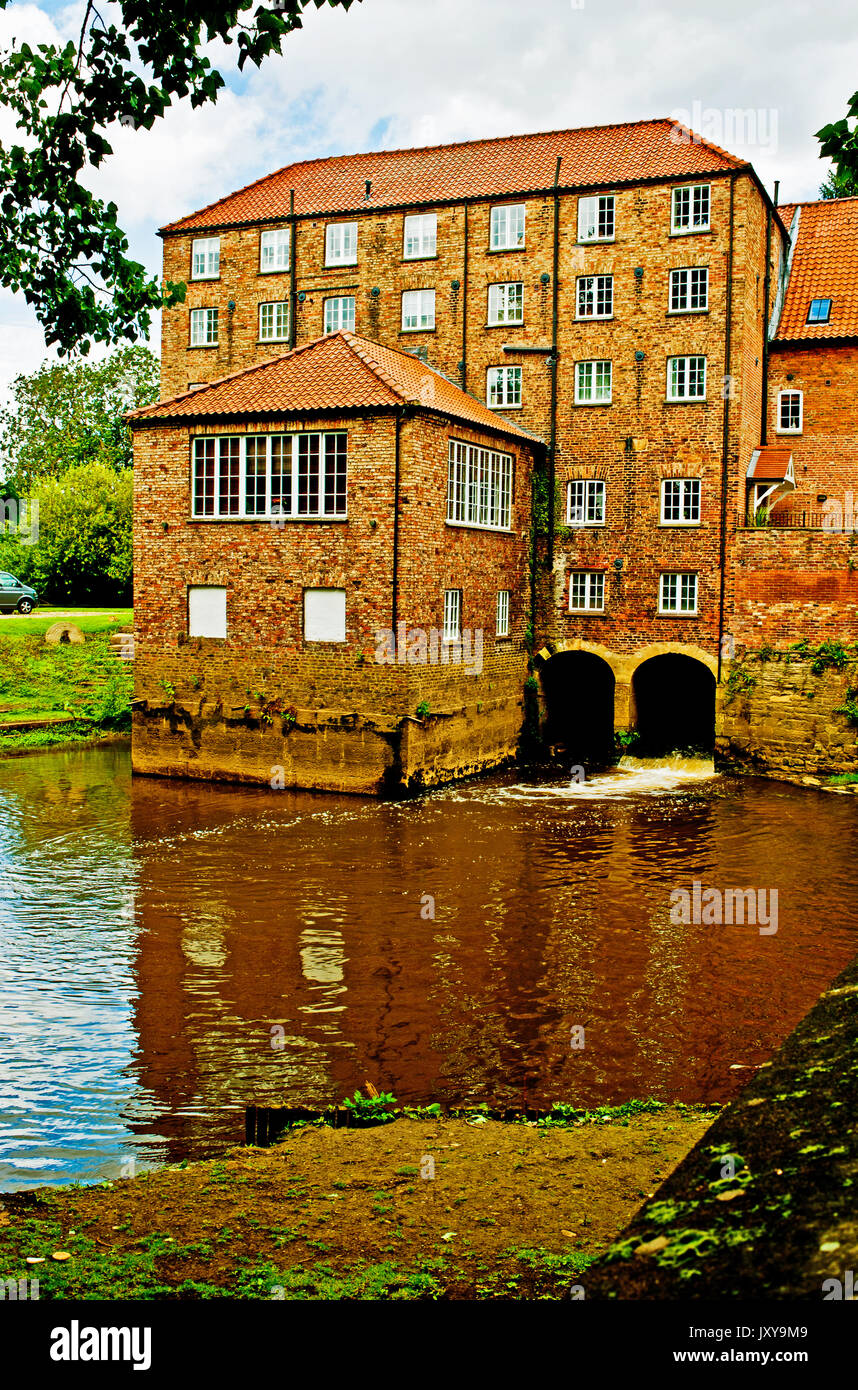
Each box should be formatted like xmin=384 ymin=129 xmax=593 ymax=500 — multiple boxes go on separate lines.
xmin=615 ymin=728 xmax=642 ymax=751
xmin=159 ymin=678 xmax=176 ymax=702
xmin=725 ymin=666 xmax=757 ymax=702
xmin=835 ymin=687 xmax=858 ymax=728
xmin=415 ymin=699 xmax=430 ymax=718
xmin=342 ymin=1089 xmax=398 ymax=1127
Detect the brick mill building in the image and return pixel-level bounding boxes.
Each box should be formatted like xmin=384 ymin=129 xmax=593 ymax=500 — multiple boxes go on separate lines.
xmin=131 ymin=119 xmax=858 ymax=791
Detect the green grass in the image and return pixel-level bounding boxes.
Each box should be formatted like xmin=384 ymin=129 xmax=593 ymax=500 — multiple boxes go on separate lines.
xmin=0 ymin=620 xmax=133 ymax=752
xmin=0 ymin=608 xmax=132 ymax=640
xmin=829 ymin=773 xmax=858 ymax=785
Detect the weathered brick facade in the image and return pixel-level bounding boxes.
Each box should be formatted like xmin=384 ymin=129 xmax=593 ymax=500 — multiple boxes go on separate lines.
xmin=138 ymin=125 xmax=858 ymax=786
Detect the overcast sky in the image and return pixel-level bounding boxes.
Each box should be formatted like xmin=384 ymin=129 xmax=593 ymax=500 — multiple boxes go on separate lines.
xmin=1 ymin=0 xmax=856 ymax=397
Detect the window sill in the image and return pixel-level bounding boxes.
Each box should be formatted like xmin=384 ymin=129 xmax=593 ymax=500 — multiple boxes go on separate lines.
xmin=658 ymin=610 xmax=699 ymax=618
xmin=324 ymin=261 xmax=358 ymax=270
xmin=486 ymin=246 xmax=527 ymax=255
xmin=566 ymin=523 xmax=606 ymax=530
xmin=575 ymin=315 xmax=614 ymax=323
xmin=573 ymin=399 xmax=613 ymax=407
xmin=258 ymin=268 xmax=290 ymax=276
xmin=257 ymin=339 xmax=290 ymax=346
xmin=486 ymin=403 xmax=522 ymax=411
xmin=445 ymin=521 xmax=514 ymax=536
xmin=401 ymin=254 xmax=438 ymax=263
xmin=775 ymin=429 xmax=803 ymax=436
xmin=400 ymin=326 xmax=437 ymax=334
xmin=190 ymin=276 xmax=220 ymax=283
xmin=577 ymin=237 xmax=616 ymax=246
xmin=188 ymin=344 xmax=220 ymax=350
xmin=666 ymin=308 xmax=710 ymax=316
xmin=664 ymin=397 xmax=707 ymax=405
xmin=485 ymin=321 xmax=525 ymax=329
xmin=569 ymin=608 xmax=606 ymax=615
xmin=659 ymin=521 xmax=702 ymax=528
xmin=669 ymin=227 xmax=713 ymax=238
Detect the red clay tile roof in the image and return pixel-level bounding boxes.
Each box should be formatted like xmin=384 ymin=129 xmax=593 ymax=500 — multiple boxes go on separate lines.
xmin=160 ymin=118 xmax=746 ymax=235
xmin=747 ymin=446 xmax=794 ymax=481
xmin=128 ymin=331 xmax=541 ymax=444
xmin=774 ymin=197 xmax=858 ymax=342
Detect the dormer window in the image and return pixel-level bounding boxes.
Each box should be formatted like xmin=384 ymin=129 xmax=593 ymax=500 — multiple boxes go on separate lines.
xmin=807 ymin=298 xmax=832 ymax=324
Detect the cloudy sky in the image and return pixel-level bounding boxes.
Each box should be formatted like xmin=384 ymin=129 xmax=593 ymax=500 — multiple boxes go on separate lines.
xmin=1 ymin=0 xmax=856 ymax=396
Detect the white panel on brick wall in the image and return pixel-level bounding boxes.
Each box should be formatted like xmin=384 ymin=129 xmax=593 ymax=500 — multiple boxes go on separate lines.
xmin=304 ymin=588 xmax=346 ymax=642
xmin=189 ymin=586 xmax=227 ymax=638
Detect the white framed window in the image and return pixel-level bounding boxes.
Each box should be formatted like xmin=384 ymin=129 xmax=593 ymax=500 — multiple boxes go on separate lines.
xmin=661 ymin=478 xmax=701 ymax=524
xmin=578 ymin=195 xmax=615 ymax=242
xmin=192 ymin=431 xmax=347 ymax=520
xmin=403 ymin=213 xmax=437 ymax=259
xmin=324 ymin=295 xmax=356 ymax=333
xmin=190 ymin=308 xmax=219 ymax=346
xmin=258 ymin=300 xmax=289 ymax=342
xmin=446 ymin=439 xmax=513 ymax=530
xmin=777 ymin=390 xmax=803 ymax=433
xmin=496 ymin=590 xmax=510 ymax=638
xmin=659 ymin=572 xmax=698 ymax=614
xmin=488 ymin=282 xmax=524 ymax=325
xmin=807 ymin=298 xmax=832 ymax=324
xmin=401 ymin=289 xmax=436 ymax=331
xmin=569 ymin=571 xmax=605 ymax=612
xmin=490 ymin=203 xmax=526 ymax=250
xmin=669 ymin=267 xmax=709 ymax=312
xmin=191 ymin=237 xmax=220 ymax=280
xmin=667 ymin=355 xmax=706 ymax=401
xmin=188 ymin=586 xmax=227 ymax=639
xmin=575 ymin=359 xmax=612 ymax=404
xmin=325 ymin=221 xmax=358 ymax=266
xmin=487 ymin=365 xmax=522 ymax=408
xmin=566 ymin=479 xmax=605 ymax=527
xmin=259 ymin=227 xmax=291 ymax=273
xmin=304 ymin=587 xmax=346 ymax=643
xmin=577 ymin=275 xmax=613 ymax=319
xmin=443 ymin=589 xmax=462 ymax=642
xmin=671 ymin=184 xmax=711 ymax=233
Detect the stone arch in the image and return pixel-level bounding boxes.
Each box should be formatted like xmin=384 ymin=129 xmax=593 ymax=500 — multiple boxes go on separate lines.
xmin=630 ymin=649 xmax=717 ymax=755
xmin=539 ymin=647 xmax=616 ymax=766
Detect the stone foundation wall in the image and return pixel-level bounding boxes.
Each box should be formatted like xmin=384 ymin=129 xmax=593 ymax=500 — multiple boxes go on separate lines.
xmin=717 ymin=647 xmax=858 ymax=778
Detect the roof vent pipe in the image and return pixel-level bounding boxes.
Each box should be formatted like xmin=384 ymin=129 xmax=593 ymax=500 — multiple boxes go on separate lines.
xmin=773 ymin=180 xmax=780 ymax=208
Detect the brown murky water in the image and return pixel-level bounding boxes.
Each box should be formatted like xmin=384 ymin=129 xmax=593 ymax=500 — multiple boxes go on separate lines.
xmin=1 ymin=745 xmax=857 ymax=1189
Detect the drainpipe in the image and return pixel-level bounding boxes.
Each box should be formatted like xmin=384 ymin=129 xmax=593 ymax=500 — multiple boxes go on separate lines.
xmin=760 ymin=188 xmax=773 ymax=447
xmin=391 ymin=409 xmax=404 ymax=630
xmin=547 ymin=156 xmax=562 ymax=571
xmin=717 ymin=173 xmax=737 ymax=685
xmin=460 ymin=203 xmax=469 ymax=390
xmin=288 ymin=189 xmax=297 ymax=348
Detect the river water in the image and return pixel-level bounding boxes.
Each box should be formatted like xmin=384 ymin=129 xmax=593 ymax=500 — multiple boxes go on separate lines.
xmin=1 ymin=744 xmax=856 ymax=1190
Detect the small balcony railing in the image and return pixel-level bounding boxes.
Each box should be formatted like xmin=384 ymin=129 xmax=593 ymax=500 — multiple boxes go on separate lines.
xmin=745 ymin=509 xmax=834 ymax=530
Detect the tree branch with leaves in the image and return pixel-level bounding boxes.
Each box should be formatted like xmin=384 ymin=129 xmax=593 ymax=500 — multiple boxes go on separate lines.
xmin=0 ymin=0 xmax=359 ymax=355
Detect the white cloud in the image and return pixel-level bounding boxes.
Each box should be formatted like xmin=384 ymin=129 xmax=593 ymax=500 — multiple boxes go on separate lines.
xmin=1 ymin=0 xmax=856 ymax=396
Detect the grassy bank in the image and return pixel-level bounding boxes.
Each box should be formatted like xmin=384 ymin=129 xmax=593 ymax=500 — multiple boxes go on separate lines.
xmin=0 ymin=608 xmax=133 ymax=753
xmin=0 ymin=1101 xmax=718 ymax=1300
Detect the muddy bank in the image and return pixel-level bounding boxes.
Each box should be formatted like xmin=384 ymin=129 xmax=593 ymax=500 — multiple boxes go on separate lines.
xmin=0 ymin=1106 xmax=715 ymax=1300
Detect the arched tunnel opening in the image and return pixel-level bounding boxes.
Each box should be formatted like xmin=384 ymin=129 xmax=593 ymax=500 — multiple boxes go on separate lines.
xmin=540 ymin=651 xmax=616 ymax=768
xmin=631 ymin=654 xmax=716 ymax=756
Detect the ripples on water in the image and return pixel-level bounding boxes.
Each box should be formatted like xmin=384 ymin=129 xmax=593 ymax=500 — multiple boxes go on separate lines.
xmin=1 ymin=745 xmax=857 ymax=1189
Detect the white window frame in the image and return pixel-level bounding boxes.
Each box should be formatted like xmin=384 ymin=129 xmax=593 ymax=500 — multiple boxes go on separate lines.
xmin=777 ymin=390 xmax=803 ymax=434
xmin=488 ymin=282 xmax=524 ymax=326
xmin=443 ymin=589 xmax=462 ymax=643
xmin=403 ymin=213 xmax=437 ymax=260
xmin=490 ymin=203 xmax=526 ymax=250
xmin=669 ymin=266 xmax=709 ymax=313
xmin=660 ymin=478 xmax=701 ymax=525
xmin=569 ymin=571 xmax=605 ymax=613
xmin=191 ymin=431 xmax=348 ymax=520
xmin=576 ymin=275 xmax=613 ymax=320
xmin=304 ymin=588 xmax=346 ymax=643
xmin=188 ymin=586 xmax=227 ymax=639
xmin=259 ymin=227 xmax=291 ymax=273
xmin=446 ymin=439 xmax=514 ymax=531
xmin=401 ymin=288 xmax=436 ymax=331
xmin=807 ymin=298 xmax=832 ymax=324
xmin=496 ymin=590 xmax=510 ymax=638
xmin=324 ymin=295 xmax=356 ymax=334
xmin=659 ymin=572 xmax=699 ymax=615
xmin=191 ymin=237 xmax=220 ymax=280
xmin=667 ymin=355 xmax=706 ymax=401
xmin=671 ymin=184 xmax=711 ymax=234
xmin=190 ymin=307 xmax=219 ymax=347
xmin=566 ymin=479 xmax=606 ymax=527
xmin=325 ymin=221 xmax=358 ymax=267
xmin=258 ymin=300 xmax=289 ymax=342
xmin=574 ymin=359 xmax=612 ymax=404
xmin=577 ymin=195 xmax=615 ymax=242
xmin=486 ymin=365 xmax=522 ymax=408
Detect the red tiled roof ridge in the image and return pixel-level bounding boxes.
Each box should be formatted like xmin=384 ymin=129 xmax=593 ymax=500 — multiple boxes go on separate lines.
xmin=780 ymin=195 xmax=858 ymax=210
xmin=160 ymin=115 xmax=746 ymax=234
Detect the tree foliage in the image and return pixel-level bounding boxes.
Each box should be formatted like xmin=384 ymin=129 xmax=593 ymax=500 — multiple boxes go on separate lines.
xmin=0 ymin=0 xmax=359 ymax=354
xmin=0 ymin=463 xmax=133 ymax=604
xmin=0 ymin=346 xmax=159 ymax=492
xmin=817 ymin=93 xmax=858 ymax=194
xmin=818 ymin=167 xmax=858 ymax=200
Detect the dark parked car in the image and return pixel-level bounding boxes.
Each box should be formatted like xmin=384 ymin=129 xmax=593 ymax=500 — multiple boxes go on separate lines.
xmin=0 ymin=572 xmax=38 ymax=614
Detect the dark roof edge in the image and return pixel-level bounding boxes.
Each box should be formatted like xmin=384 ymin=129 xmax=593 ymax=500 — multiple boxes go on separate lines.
xmin=770 ymin=334 xmax=858 ymax=350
